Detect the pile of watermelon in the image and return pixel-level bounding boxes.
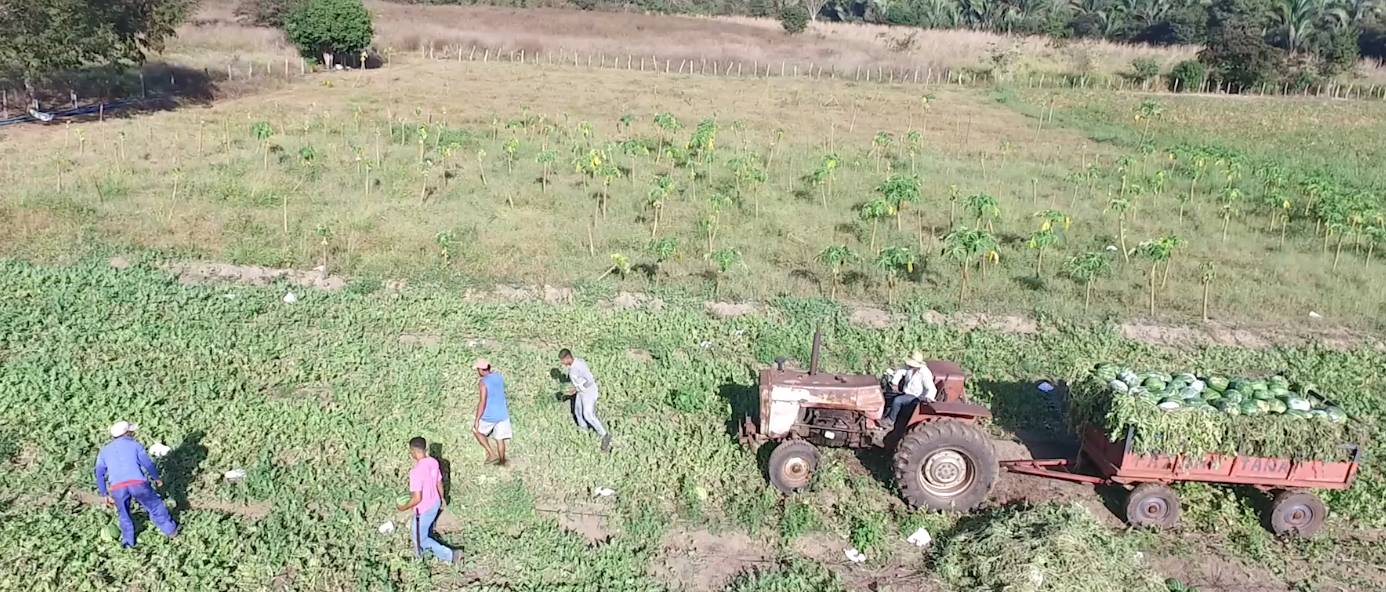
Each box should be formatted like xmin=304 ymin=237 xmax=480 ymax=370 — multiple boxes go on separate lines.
xmin=1070 ymin=363 xmax=1368 ymax=461
xmin=1092 ymin=363 xmax=1349 ymax=423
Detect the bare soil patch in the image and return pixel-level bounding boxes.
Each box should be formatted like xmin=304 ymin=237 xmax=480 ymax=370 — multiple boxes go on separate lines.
xmin=1150 ymin=553 xmax=1286 ymax=592
xmin=398 ymin=334 xmax=442 ymax=346
xmin=534 ymin=501 xmax=616 ymax=544
xmin=791 ymin=532 xmax=940 ymax=592
xmin=651 ymin=528 xmax=774 ymax=592
xmin=160 ymin=262 xmax=347 ymax=290
xmin=849 ymin=307 xmax=895 ymax=329
xmin=706 ymin=302 xmax=762 ymax=318
xmin=71 ymin=489 xmax=273 ymax=520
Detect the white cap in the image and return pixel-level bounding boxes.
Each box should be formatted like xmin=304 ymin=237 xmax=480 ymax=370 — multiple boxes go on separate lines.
xmin=109 ymin=421 xmax=138 ymax=438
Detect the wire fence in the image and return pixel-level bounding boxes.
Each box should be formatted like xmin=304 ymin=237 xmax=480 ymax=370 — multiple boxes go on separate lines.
xmin=4 ymin=44 xmax=1382 ymax=126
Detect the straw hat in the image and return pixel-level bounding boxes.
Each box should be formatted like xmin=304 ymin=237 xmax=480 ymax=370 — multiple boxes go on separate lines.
xmin=905 ymin=352 xmax=926 ymax=368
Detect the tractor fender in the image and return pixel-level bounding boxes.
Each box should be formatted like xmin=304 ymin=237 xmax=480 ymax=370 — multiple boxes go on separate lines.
xmin=916 ymin=400 xmax=992 ymax=420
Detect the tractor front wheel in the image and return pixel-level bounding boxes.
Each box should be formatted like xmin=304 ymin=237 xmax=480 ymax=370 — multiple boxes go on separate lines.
xmin=893 ymin=420 xmax=998 ymax=511
xmin=768 ymin=440 xmax=818 ymax=494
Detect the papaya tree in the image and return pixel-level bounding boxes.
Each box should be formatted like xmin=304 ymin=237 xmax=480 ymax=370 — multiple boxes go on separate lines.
xmin=905 ymin=131 xmax=922 ymax=175
xmin=858 ymin=199 xmax=895 ymax=254
xmin=653 ymin=112 xmax=683 ymax=165
xmin=536 ymin=148 xmax=557 ymax=192
xmin=1135 ymin=238 xmax=1174 ymax=315
xmin=1198 ymin=261 xmax=1216 ymax=321
xmin=1157 ymin=234 xmax=1187 ymax=288
xmin=596 ymin=253 xmax=632 ymax=281
xmin=647 ymin=237 xmax=679 ymax=279
xmin=251 ymin=121 xmax=275 ymax=170
xmin=708 ymin=248 xmax=742 ymax=298
xmin=502 ymin=136 xmax=520 ymax=176
xmin=1033 ymin=209 xmax=1071 ymax=233
xmin=1027 ymin=228 xmax=1058 ymax=277
xmin=1135 ymin=100 xmax=1163 ymax=147
xmin=810 ymin=154 xmax=840 ymax=208
xmin=1105 ymin=197 xmax=1132 ymax=264
xmin=941 ymin=227 xmax=997 ymax=306
xmin=1065 ymin=252 xmax=1111 ymax=314
xmin=875 ymin=246 xmax=916 ymax=305
xmin=817 ymin=245 xmax=859 ymax=298
xmin=966 ymin=193 xmax=1001 ymax=232
xmin=877 ymin=175 xmax=921 ymax=232
xmin=871 ymin=131 xmax=893 ymax=173
xmin=728 ymin=156 xmax=767 ymax=218
xmin=647 ymin=174 xmax=676 ymax=237
xmin=1219 ymin=186 xmax=1241 ymax=243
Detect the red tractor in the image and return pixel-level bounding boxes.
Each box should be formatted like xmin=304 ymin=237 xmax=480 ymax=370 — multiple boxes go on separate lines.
xmin=740 ymin=330 xmax=999 ymax=510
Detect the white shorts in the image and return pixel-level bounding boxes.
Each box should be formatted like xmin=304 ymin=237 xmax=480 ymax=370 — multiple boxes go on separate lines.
xmin=475 ymin=419 xmax=513 ymax=440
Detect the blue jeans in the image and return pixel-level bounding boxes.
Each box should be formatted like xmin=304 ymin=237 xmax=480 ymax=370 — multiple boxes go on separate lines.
xmin=413 ymin=502 xmax=454 ymax=563
xmin=113 ymin=483 xmax=177 ymax=547
xmin=886 ymin=395 xmax=919 ymax=423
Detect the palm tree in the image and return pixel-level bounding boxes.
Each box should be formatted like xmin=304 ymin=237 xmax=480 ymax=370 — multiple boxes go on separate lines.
xmin=1065 ymin=252 xmax=1112 ymax=313
xmin=1135 ymin=238 xmax=1175 ymax=315
xmin=1198 ymin=261 xmax=1216 ymax=321
xmin=941 ymin=227 xmax=998 ymax=305
xmin=876 ymin=246 xmax=916 ymax=304
xmin=817 ymin=245 xmax=859 ymax=298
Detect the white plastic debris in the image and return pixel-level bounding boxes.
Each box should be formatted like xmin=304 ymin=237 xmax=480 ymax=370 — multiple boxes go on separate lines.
xmin=313 ymin=265 xmax=325 ymax=272
xmin=1309 ymin=311 xmax=1322 ymax=318
xmin=283 ymin=292 xmax=298 ymax=304
xmin=592 ymin=486 xmax=615 ymax=497
xmin=1037 ymin=381 xmax=1055 ymax=393
xmin=699 ymin=341 xmax=712 ymax=349
xmin=224 ymin=293 xmax=237 ymax=299
xmin=1027 ymin=565 xmax=1044 ymax=588
xmin=28 ymin=108 xmax=54 ymax=122
xmin=378 ymin=521 xmax=395 ymax=534
xmin=733 ymin=330 xmax=745 ymax=337
xmin=1105 ymin=245 xmax=1118 ymax=251
xmin=1134 ymin=551 xmax=1144 ymax=561
xmin=906 ymin=527 xmax=932 ymax=548
xmin=224 ymin=469 xmax=247 ymax=482
xmin=467 ymin=341 xmax=478 ymax=348
xmin=148 ymin=443 xmax=171 ymax=458
xmin=844 ymin=548 xmax=867 ymax=563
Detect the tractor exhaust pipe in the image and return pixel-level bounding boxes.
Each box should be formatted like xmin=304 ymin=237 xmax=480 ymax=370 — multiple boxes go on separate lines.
xmin=809 ymin=325 xmax=822 ymax=375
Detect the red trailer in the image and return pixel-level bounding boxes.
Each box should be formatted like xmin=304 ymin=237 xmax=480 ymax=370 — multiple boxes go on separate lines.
xmin=1002 ymin=424 xmax=1363 ymax=537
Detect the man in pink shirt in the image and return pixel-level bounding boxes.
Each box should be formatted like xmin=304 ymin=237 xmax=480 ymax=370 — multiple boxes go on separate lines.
xmin=396 ymin=437 xmax=454 ymax=563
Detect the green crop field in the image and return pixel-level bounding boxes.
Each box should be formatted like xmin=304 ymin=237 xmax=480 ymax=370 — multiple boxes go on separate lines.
xmin=4 ymin=23 xmax=1386 ymax=592
xmin=1 ymin=258 xmax=1385 ymax=591
xmin=3 ymin=58 xmax=1384 ymax=332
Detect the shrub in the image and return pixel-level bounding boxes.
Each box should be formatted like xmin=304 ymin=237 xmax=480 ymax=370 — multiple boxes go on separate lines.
xmin=234 ymin=0 xmax=303 ymax=27
xmin=1312 ymin=26 xmax=1361 ymax=78
xmin=780 ymin=5 xmax=810 ymax=34
xmin=1129 ymin=57 xmax=1161 ymax=83
xmin=1169 ymin=59 xmax=1207 ymax=92
xmin=284 ymin=0 xmax=374 ymax=66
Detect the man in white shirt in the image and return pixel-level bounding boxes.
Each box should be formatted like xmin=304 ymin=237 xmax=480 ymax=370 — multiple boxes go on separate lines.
xmin=881 ymin=351 xmax=937 ymax=429
xmin=560 ymin=348 xmax=612 ymax=453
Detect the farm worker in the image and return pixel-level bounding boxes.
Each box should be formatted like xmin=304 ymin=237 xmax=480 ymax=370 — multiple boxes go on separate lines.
xmin=559 ymin=348 xmax=612 ymax=453
xmin=881 ymin=352 xmax=937 ymax=429
xmin=94 ymin=421 xmax=178 ymax=548
xmin=397 ymin=437 xmax=454 ymax=563
xmin=473 ymin=359 xmax=512 ymax=466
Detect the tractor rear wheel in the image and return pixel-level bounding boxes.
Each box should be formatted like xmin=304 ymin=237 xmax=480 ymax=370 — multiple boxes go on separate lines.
xmin=1268 ymin=490 xmax=1326 ymax=538
xmin=893 ymin=420 xmax=998 ymax=511
xmin=767 ymin=440 xmax=818 ymax=494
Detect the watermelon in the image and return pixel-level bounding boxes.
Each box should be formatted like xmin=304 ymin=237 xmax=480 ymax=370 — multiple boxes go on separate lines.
xmin=1286 ymin=397 xmax=1311 ymax=412
xmin=1228 ymin=379 xmax=1249 ymax=392
xmin=1249 ymin=380 xmax=1268 ymax=392
xmin=1094 ymin=364 xmax=1120 ymax=382
xmin=1143 ymin=377 xmax=1167 ymax=391
xmin=100 ymin=523 xmax=120 ymax=543
xmin=1119 ymin=370 xmax=1140 ymax=385
xmin=1179 ymin=387 xmax=1201 ymax=400
xmin=1269 ymin=375 xmax=1290 ymax=389
xmin=1174 ymin=372 xmax=1197 ymax=384
xmin=1267 ymin=399 xmax=1288 ymax=414
xmin=1222 ymin=403 xmax=1241 ymax=416
xmin=1284 ymin=409 xmax=1310 ymax=419
xmin=1206 ymin=376 xmax=1230 ymax=392
xmin=1158 ymin=398 xmax=1182 ymax=410
xmin=1325 ymin=407 xmax=1347 ymax=423
xmin=1310 ymin=410 xmax=1330 ymax=421
xmin=1109 ymin=380 xmax=1130 ymax=394
xmin=1188 ymin=379 xmax=1206 ymax=393
xmin=396 ymin=494 xmax=413 ymax=506
xmin=1240 ymin=401 xmax=1262 ymax=416
xmin=1222 ymin=390 xmax=1243 ymax=403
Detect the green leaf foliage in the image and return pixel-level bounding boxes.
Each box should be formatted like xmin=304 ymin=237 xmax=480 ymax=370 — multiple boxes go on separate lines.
xmin=284 ymin=0 xmax=374 ymax=61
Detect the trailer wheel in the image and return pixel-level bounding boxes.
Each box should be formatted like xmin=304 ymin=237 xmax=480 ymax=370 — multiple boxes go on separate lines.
xmin=767 ymin=440 xmax=818 ymax=494
xmin=1125 ymin=483 xmax=1181 ymax=529
xmin=893 ymin=420 xmax=998 ymax=511
xmin=1268 ymin=490 xmax=1326 ymax=538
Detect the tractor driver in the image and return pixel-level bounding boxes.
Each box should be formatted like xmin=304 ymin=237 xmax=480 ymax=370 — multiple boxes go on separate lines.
xmin=880 ymin=352 xmax=937 ymax=430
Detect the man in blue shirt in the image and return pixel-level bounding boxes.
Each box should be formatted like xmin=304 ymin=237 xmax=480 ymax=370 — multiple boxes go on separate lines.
xmin=472 ymin=359 xmax=511 ymax=466
xmin=94 ymin=421 xmax=178 ymax=547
